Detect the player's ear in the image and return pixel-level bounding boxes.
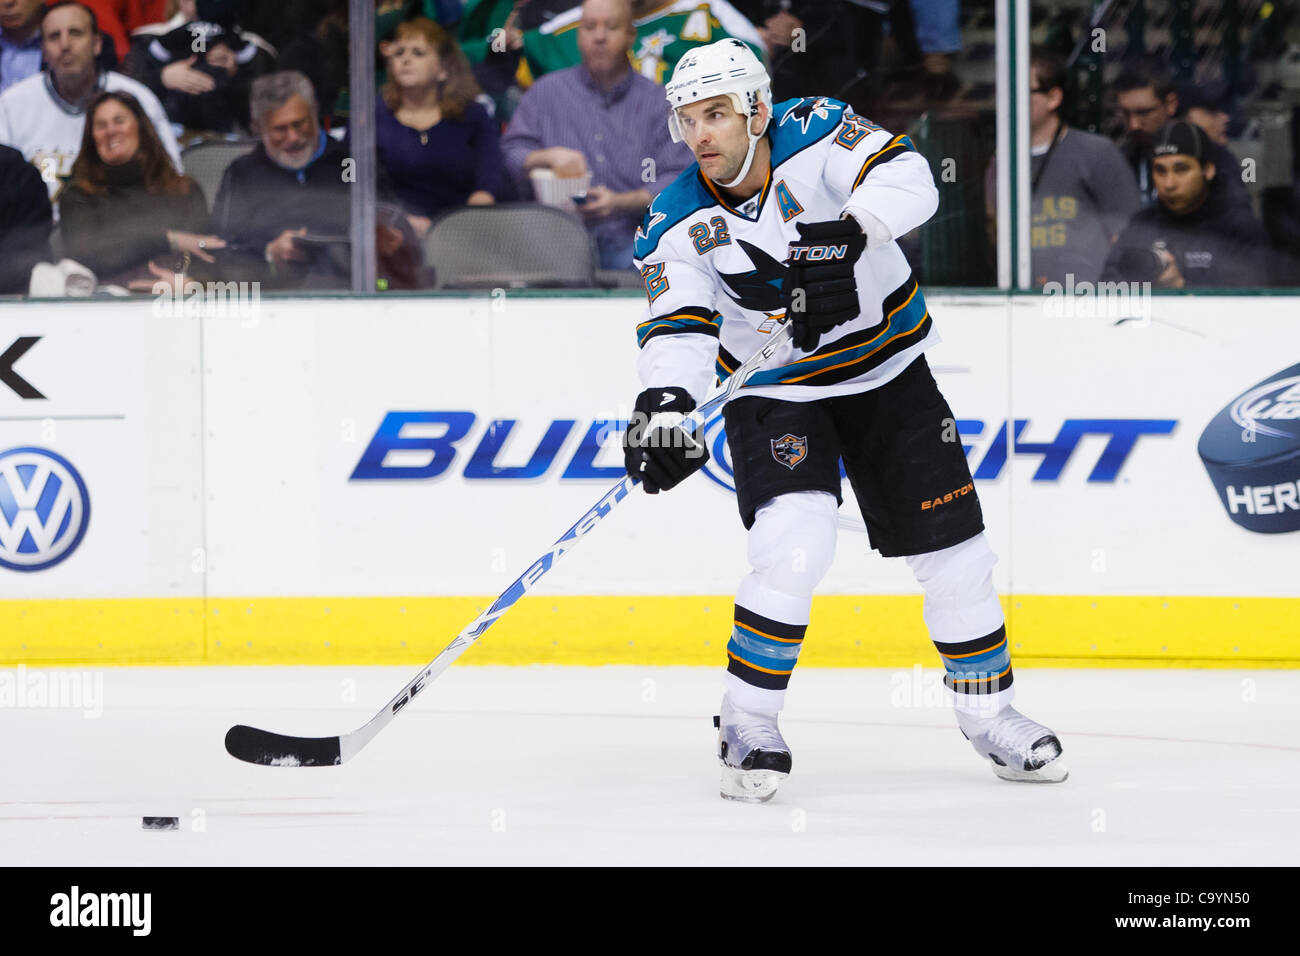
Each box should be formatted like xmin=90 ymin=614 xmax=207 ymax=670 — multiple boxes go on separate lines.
xmin=93 ymin=32 xmax=102 ymax=58
xmin=1202 ymin=161 xmax=1216 ymax=181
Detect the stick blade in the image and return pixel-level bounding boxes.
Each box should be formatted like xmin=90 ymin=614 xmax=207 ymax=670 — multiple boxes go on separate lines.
xmin=224 ymin=724 xmax=343 ymax=767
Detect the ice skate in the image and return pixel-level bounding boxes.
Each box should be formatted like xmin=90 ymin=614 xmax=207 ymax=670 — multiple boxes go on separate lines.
xmin=714 ymin=695 xmax=792 ymax=803
xmin=957 ymin=705 xmax=1068 ymax=783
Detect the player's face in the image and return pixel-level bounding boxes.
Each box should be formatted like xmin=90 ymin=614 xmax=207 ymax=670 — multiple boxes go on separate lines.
xmin=0 ymin=0 xmax=44 ymax=32
xmin=91 ymin=98 xmax=140 ymax=166
xmin=259 ymin=94 xmax=319 ymax=170
xmin=387 ymin=35 xmax=443 ymax=91
xmin=1153 ymin=154 xmax=1211 ymax=213
xmin=676 ymin=95 xmax=749 ymax=183
xmin=41 ymin=5 xmax=101 ymax=80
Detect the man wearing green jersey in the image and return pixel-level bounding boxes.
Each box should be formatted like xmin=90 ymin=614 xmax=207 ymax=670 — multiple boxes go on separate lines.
xmin=461 ymin=0 xmax=765 ymax=89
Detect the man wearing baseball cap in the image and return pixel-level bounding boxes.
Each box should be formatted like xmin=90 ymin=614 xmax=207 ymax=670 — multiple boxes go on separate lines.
xmin=1113 ymin=57 xmax=1250 ymax=214
xmin=1101 ymin=119 xmax=1274 ymax=288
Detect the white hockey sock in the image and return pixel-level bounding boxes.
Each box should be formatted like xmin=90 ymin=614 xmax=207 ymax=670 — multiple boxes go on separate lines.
xmin=906 ymin=533 xmax=1015 ymax=721
xmin=724 ymin=671 xmax=785 ymax=715
xmin=724 ymin=491 xmax=837 ymax=716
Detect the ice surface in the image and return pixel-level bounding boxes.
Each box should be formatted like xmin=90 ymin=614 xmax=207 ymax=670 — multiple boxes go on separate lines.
xmin=3 ymin=666 xmax=1296 ymax=865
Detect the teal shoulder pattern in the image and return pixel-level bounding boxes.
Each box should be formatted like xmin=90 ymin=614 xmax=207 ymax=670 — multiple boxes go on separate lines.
xmin=633 ymin=165 xmax=715 ymax=261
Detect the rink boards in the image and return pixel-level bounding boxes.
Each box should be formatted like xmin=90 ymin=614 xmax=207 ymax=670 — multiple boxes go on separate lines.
xmin=1 ymin=292 xmax=1297 ymax=667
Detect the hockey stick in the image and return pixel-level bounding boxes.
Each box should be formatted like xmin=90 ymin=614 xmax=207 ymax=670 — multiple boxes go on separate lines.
xmin=224 ymin=322 xmax=794 ymax=766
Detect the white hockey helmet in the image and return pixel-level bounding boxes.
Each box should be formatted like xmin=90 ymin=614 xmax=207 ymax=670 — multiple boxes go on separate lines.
xmin=665 ymin=38 xmax=772 ymax=188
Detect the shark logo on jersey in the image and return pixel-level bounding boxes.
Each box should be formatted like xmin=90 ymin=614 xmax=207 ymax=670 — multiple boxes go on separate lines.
xmin=635 ymin=210 xmax=667 ymax=244
xmin=779 ymin=97 xmax=834 ymax=135
xmin=717 ymin=240 xmax=788 ymax=312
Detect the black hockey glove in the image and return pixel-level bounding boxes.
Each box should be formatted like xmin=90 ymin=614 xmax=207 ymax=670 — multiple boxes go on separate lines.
xmin=623 ymin=386 xmax=710 ymax=494
xmin=782 ymin=219 xmax=867 ymax=351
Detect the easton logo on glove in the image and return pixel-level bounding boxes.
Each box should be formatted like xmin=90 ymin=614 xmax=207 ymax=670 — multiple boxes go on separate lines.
xmin=782 ymin=219 xmax=867 ymax=352
xmin=788 ymin=243 xmax=851 ymax=263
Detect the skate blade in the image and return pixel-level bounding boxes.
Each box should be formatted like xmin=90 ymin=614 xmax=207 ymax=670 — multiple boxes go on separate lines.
xmin=991 ymin=758 xmax=1069 ymax=784
xmin=719 ymin=765 xmax=787 ymax=803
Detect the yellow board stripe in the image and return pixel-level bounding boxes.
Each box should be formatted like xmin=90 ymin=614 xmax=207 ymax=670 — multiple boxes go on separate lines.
xmin=0 ymin=596 xmax=1297 ymax=667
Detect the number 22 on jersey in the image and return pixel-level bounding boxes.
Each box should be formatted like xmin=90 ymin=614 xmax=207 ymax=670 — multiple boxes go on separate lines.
xmin=689 ymin=216 xmax=732 ymax=254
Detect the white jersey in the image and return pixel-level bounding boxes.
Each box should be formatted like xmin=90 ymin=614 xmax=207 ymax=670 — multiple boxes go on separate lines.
xmin=632 ymin=96 xmax=940 ymax=405
xmin=0 ymin=70 xmax=183 ymax=204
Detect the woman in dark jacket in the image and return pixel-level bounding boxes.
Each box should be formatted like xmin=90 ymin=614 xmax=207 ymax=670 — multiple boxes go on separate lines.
xmin=60 ymin=90 xmax=224 ymax=286
xmin=376 ymin=17 xmax=504 ymax=237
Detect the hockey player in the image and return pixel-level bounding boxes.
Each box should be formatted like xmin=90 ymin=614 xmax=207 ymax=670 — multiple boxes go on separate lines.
xmin=624 ymin=39 xmax=1067 ymax=802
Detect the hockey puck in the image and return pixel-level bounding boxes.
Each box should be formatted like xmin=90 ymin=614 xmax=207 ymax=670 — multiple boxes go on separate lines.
xmin=1198 ymin=362 xmax=1300 ymax=534
xmin=142 ymin=816 xmax=179 ymax=830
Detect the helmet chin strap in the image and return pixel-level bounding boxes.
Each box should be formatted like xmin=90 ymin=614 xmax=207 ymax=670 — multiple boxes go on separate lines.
xmin=718 ymin=118 xmax=762 ymax=190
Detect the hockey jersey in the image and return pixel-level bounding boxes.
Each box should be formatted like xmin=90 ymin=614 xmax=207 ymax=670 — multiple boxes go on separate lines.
xmin=0 ymin=70 xmax=182 ymax=203
xmin=632 ymin=96 xmax=939 ymax=404
xmin=132 ymin=12 xmax=277 ymax=72
xmin=521 ymin=0 xmax=765 ymax=86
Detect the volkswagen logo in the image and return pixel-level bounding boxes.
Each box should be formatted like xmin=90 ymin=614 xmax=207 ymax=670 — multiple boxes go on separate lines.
xmin=0 ymin=447 xmax=91 ymax=572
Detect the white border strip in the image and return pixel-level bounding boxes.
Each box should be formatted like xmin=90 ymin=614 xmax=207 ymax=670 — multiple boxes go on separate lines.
xmin=995 ymin=1 xmax=1012 ymax=288
xmin=1015 ymin=0 xmax=1033 ymax=288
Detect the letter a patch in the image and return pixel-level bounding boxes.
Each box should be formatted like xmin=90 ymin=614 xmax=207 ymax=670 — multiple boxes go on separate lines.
xmin=771 ymin=433 xmax=808 ymax=470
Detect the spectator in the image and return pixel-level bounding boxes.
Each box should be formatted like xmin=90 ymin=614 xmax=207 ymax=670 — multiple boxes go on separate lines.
xmin=210 ymin=70 xmax=355 ymax=288
xmin=732 ymin=0 xmax=925 ymax=113
xmin=2 ymin=0 xmax=128 ymax=93
xmin=124 ymin=0 xmax=276 ymax=133
xmin=74 ymin=0 xmax=130 ymax=65
xmin=377 ymin=0 xmax=461 ymax=41
xmin=377 ymin=16 xmax=501 ymax=234
xmin=501 ymin=0 xmax=692 ymax=269
xmin=0 ymin=141 xmax=52 ymax=292
xmin=118 ymin=1 xmax=169 ymax=33
xmin=459 ymin=0 xmax=574 ymax=117
xmin=471 ymin=0 xmax=764 ymax=90
xmin=375 ymin=0 xmax=464 ymax=93
xmin=1181 ymin=80 xmax=1231 ymax=147
xmin=986 ymin=46 xmax=1139 ymax=288
xmin=0 ymin=0 xmax=44 ymax=93
xmin=1101 ymin=120 xmax=1273 ymax=288
xmin=59 ymin=89 xmax=216 ymax=285
xmin=907 ymin=0 xmax=960 ymax=99
xmin=0 ymin=1 xmax=180 ymax=203
xmin=247 ymin=0 xmax=349 ymax=130
xmin=460 ymin=0 xmax=573 ymax=64
xmin=1114 ymin=56 xmax=1250 ymax=213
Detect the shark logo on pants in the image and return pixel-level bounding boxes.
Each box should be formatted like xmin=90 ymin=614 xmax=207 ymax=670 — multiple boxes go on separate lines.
xmin=771 ymin=433 xmax=808 ymax=470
